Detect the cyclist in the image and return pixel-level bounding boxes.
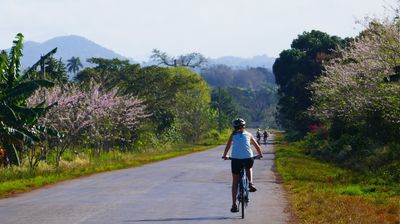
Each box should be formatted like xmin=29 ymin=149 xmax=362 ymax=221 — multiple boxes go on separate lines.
xmin=256 ymin=129 xmax=262 ymax=144
xmin=222 ymin=118 xmax=263 ymax=213
xmin=263 ymin=129 xmax=269 ymax=144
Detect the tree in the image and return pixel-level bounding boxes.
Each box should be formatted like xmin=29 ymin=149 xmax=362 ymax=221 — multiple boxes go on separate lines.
xmin=173 ymin=68 xmax=214 ymax=142
xmin=29 ymin=83 xmax=149 ymax=164
xmin=150 ymin=49 xmax=207 ymax=68
xmin=75 ymin=58 xmax=140 ymax=90
xmin=46 ymin=57 xmax=68 ymax=83
xmin=273 ymin=30 xmax=348 ymax=138
xmin=224 ymin=85 xmax=278 ymax=127
xmin=121 ymin=66 xmax=213 ymax=142
xmin=25 ymin=56 xmax=68 ymax=84
xmin=210 ymin=87 xmax=238 ymax=130
xmin=309 ymin=16 xmax=400 ymax=143
xmin=67 ymin=56 xmax=83 ymax=76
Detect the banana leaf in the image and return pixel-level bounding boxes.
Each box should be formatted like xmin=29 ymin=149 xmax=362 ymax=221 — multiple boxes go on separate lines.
xmin=1 ymin=80 xmax=54 ymax=101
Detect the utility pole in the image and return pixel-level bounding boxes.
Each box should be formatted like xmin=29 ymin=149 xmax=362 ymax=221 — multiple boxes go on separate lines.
xmin=218 ymin=86 xmax=222 ymax=133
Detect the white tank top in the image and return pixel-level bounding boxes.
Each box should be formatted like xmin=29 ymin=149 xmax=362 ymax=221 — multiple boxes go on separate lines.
xmin=231 ymin=130 xmax=254 ymax=159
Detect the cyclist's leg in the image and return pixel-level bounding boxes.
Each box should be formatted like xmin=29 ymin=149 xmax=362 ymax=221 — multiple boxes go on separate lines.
xmin=245 ymin=168 xmax=253 ymax=184
xmin=232 ymin=174 xmax=240 ymax=205
xmin=244 ymin=158 xmax=256 ymax=192
xmin=231 ymin=159 xmax=242 ymax=209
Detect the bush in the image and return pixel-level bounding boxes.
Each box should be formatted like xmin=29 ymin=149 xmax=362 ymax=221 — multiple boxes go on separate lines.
xmin=301 ymin=131 xmax=400 ymax=184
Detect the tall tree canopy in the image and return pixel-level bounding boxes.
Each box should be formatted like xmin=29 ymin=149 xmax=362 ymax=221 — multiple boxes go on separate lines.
xmin=76 ymin=58 xmax=214 ymax=143
xmin=273 ymin=30 xmax=349 ymax=137
xmin=309 ymin=17 xmax=400 ymax=143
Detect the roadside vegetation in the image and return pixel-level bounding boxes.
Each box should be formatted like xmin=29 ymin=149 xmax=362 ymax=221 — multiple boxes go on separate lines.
xmin=275 ymin=133 xmax=400 ymax=224
xmin=273 ymin=4 xmax=400 ymax=223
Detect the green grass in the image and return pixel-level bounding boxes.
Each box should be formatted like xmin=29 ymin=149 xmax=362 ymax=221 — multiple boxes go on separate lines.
xmin=0 ymin=142 xmax=224 ymax=198
xmin=274 ymin=135 xmax=400 ymax=224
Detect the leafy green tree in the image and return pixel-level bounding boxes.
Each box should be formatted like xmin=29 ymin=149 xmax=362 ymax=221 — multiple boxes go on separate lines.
xmin=67 ymin=56 xmax=83 ymax=77
xmin=173 ymin=68 xmax=214 ymax=141
xmin=309 ymin=17 xmax=400 ymax=143
xmin=225 ymin=85 xmax=277 ymax=127
xmin=122 ymin=66 xmax=213 ymax=142
xmin=26 ymin=56 xmax=68 ymax=84
xmin=46 ymin=57 xmax=68 ymax=83
xmin=75 ymin=58 xmax=140 ymax=90
xmin=23 ymin=48 xmax=67 ymax=84
xmin=273 ymin=30 xmax=348 ymax=138
xmin=210 ymin=87 xmax=239 ymax=130
xmin=77 ymin=58 xmax=215 ymax=143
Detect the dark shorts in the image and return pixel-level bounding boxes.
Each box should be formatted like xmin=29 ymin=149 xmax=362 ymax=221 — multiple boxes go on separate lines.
xmin=231 ymin=158 xmax=254 ymax=175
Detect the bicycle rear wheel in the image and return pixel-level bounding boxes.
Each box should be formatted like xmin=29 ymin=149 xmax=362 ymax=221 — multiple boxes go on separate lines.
xmin=240 ymin=183 xmax=245 ymax=219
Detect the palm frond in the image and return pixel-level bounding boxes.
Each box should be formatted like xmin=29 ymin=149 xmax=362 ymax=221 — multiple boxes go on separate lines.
xmin=0 ymin=50 xmax=9 ymax=83
xmin=7 ymin=33 xmax=24 ymax=87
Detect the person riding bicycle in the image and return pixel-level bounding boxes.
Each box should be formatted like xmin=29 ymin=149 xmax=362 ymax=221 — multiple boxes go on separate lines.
xmin=222 ymin=118 xmax=263 ymax=213
xmin=263 ymin=129 xmax=269 ymax=144
xmin=256 ymin=129 xmax=262 ymax=144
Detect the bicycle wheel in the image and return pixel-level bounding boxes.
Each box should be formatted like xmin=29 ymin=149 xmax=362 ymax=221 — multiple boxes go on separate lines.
xmin=240 ymin=180 xmax=245 ymax=219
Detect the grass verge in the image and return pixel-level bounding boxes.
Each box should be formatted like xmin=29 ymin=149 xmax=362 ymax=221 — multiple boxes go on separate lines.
xmin=0 ymin=142 xmax=223 ymax=199
xmin=274 ymin=133 xmax=400 ymax=224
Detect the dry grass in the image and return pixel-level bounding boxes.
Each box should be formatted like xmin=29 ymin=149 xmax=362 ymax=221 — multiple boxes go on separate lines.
xmin=288 ymin=187 xmax=400 ymax=224
xmin=275 ymin=139 xmax=400 ymax=224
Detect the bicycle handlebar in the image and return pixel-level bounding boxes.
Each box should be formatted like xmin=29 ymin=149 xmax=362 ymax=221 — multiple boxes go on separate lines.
xmin=223 ymin=155 xmax=262 ymax=160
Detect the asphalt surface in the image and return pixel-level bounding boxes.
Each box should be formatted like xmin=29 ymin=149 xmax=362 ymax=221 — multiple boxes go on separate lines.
xmin=0 ymin=134 xmax=289 ymax=224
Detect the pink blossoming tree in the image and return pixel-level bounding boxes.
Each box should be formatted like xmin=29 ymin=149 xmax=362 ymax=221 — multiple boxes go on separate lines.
xmin=309 ymin=13 xmax=400 ymax=129
xmin=29 ymin=83 xmax=149 ymax=165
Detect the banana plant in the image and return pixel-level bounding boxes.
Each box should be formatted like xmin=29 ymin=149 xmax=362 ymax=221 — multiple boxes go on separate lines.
xmin=0 ymin=33 xmax=58 ymax=166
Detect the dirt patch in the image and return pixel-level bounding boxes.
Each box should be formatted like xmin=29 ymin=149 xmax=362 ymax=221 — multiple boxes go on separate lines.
xmin=270 ymin=134 xmax=299 ymax=224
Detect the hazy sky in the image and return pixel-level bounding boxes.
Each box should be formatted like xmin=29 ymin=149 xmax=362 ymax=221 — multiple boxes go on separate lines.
xmin=1 ymin=0 xmax=398 ymax=61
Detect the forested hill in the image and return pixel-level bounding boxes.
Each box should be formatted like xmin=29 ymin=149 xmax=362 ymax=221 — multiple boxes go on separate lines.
xmin=200 ymin=65 xmax=275 ymax=90
xmin=201 ymin=64 xmax=278 ymax=128
xmin=208 ymin=55 xmax=275 ymax=69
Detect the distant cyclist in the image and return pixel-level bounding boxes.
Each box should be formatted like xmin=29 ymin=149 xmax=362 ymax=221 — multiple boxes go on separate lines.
xmin=263 ymin=129 xmax=269 ymax=144
xmin=222 ymin=118 xmax=263 ymax=213
xmin=256 ymin=129 xmax=262 ymax=144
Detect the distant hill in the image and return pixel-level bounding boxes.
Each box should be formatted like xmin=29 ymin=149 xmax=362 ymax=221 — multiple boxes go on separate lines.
xmin=208 ymin=55 xmax=275 ymax=69
xmin=8 ymin=34 xmax=275 ymax=75
xmin=16 ymin=35 xmax=132 ymax=69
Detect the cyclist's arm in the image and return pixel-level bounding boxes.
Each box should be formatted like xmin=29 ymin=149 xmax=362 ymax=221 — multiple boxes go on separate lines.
xmin=222 ymin=134 xmax=233 ymax=159
xmin=250 ymin=137 xmax=263 ymax=158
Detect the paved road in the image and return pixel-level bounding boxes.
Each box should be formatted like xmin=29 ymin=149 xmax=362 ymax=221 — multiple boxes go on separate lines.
xmin=0 ymin=134 xmax=289 ymax=224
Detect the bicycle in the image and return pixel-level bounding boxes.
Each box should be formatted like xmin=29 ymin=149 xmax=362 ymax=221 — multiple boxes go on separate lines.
xmin=227 ymin=156 xmax=261 ymax=219
xmin=263 ymin=132 xmax=268 ymax=145
xmin=256 ymin=131 xmax=262 ymax=145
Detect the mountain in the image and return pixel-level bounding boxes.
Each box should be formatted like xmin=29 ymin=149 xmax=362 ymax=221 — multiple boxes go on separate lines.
xmin=208 ymin=55 xmax=275 ymax=69
xmin=10 ymin=34 xmax=275 ymax=73
xmin=17 ymin=35 xmax=132 ymax=69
